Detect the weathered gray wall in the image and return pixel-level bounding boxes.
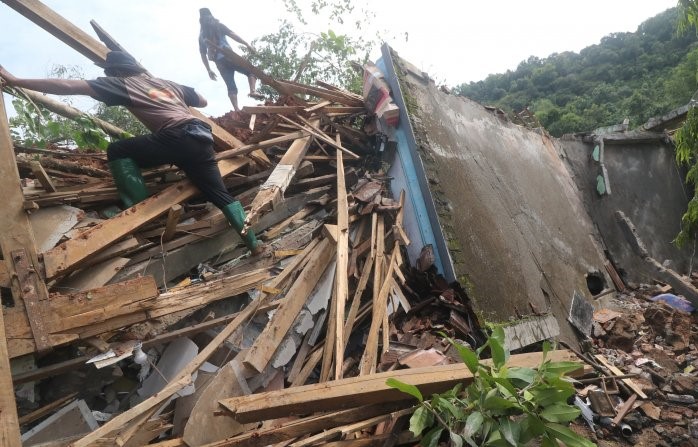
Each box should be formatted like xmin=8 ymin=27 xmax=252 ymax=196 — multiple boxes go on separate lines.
xmin=561 ymin=137 xmax=694 ymax=280
xmin=394 ymin=56 xmax=610 ymax=343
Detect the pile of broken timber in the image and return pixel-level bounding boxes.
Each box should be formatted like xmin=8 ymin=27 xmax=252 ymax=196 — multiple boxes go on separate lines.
xmin=3 ymin=76 xmax=483 ymax=445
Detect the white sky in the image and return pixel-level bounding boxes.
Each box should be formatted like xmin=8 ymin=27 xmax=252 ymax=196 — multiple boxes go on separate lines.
xmin=0 ymin=0 xmax=679 ymax=118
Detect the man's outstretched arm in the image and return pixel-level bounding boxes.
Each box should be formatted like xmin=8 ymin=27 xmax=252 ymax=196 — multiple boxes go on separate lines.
xmin=0 ymin=66 xmax=95 ymax=96
xmin=224 ymin=28 xmax=256 ymax=54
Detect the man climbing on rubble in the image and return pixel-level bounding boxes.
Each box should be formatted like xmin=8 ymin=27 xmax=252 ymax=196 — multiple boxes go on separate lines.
xmin=198 ymin=7 xmax=264 ymax=112
xmin=0 ymin=51 xmax=263 ymax=254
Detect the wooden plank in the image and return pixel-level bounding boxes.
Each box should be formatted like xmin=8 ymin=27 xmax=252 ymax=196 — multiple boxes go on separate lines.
xmin=335 ymin=150 xmax=349 ymax=380
xmin=291 ymin=345 xmax=324 ymax=388
xmin=214 ymin=45 xmax=297 ymax=98
xmin=292 ymin=408 xmax=413 ymax=447
xmin=243 ymin=238 xmax=335 ymax=373
xmin=220 ymin=350 xmax=588 ymax=423
xmin=200 ymin=404 xmax=405 ymax=447
xmin=0 ymin=85 xmax=48 ymax=310
xmin=0 ymin=288 xmax=21 ymax=446
xmin=148 ymin=268 xmax=272 ymax=318
xmin=344 ymin=254 xmax=374 ymax=351
xmin=594 ymin=354 xmax=648 ymax=399
xmin=275 ymin=80 xmax=364 ymax=107
xmin=360 ymin=244 xmax=398 ymax=375
xmin=323 ymin=107 xmax=365 ymax=114
xmin=4 ymin=276 xmax=158 ymax=358
xmin=0 ymin=262 xmax=9 ymax=288
xmin=12 ymin=300 xmax=282 ymax=385
xmin=279 ymin=114 xmax=359 ymax=159
xmin=320 ymin=285 xmax=337 ymax=383
xmin=215 ymin=131 xmax=308 ymax=162
xmin=2 ymin=0 xmax=109 ymax=63
xmin=42 ymin=157 xmax=249 ymax=280
xmin=9 ymin=248 xmax=51 ymax=352
xmin=72 ymin=289 xmax=269 ymax=447
xmin=242 ymin=106 xmax=304 ymax=114
xmin=304 ymin=100 xmax=332 ymax=113
xmin=243 ymin=125 xmax=314 ymax=230
xmin=604 ymin=261 xmax=626 ymax=292
xmin=18 ymin=392 xmax=78 ymax=426
xmin=359 ymin=215 xmax=385 ymax=375
xmin=162 ymin=205 xmax=183 ymax=242
xmin=30 ymin=160 xmax=57 ymax=192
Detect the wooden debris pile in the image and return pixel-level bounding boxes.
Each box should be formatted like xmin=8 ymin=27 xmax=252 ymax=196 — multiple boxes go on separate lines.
xmin=8 ymin=89 xmax=489 ymax=446
xmin=3 ymin=45 xmax=493 ymax=447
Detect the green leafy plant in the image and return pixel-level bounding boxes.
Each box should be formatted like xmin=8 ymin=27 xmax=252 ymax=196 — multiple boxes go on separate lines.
xmin=387 ymin=328 xmax=595 ymax=447
xmin=674 ymin=106 xmax=698 ymax=247
xmin=248 ymin=0 xmax=379 ymax=100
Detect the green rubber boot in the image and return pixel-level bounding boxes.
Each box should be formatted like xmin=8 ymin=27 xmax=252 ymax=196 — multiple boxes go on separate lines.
xmin=108 ymin=158 xmax=149 ymax=208
xmin=221 ymin=201 xmax=259 ymax=252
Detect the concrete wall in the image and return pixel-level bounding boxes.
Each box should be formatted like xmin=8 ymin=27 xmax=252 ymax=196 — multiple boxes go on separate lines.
xmin=561 ymin=137 xmax=695 ymax=280
xmin=385 ymin=49 xmax=611 ymax=343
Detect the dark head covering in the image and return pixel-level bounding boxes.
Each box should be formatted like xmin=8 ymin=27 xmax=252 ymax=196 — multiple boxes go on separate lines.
xmin=199 ymin=8 xmax=212 ymax=18
xmin=98 ymin=51 xmax=147 ymax=76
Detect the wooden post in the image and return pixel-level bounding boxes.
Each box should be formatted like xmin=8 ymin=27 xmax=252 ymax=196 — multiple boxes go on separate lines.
xmin=334 ymin=149 xmax=349 ymax=380
xmin=162 ymin=205 xmax=183 ymax=242
xmin=0 ymin=79 xmax=27 ymax=447
xmin=243 ymin=122 xmax=315 ymax=230
xmin=30 ymin=160 xmax=57 ymax=192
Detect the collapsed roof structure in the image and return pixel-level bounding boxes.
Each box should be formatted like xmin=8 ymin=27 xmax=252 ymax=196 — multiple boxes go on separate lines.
xmin=1 ymin=1 xmax=696 ymax=446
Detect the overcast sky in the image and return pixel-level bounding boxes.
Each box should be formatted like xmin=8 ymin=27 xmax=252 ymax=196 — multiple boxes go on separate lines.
xmin=0 ymin=0 xmax=679 ymax=118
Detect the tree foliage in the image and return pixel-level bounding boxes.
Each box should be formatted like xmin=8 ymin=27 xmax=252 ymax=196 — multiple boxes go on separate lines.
xmin=248 ymin=0 xmax=378 ymax=100
xmin=454 ymin=8 xmax=697 ymax=136
xmin=387 ymin=329 xmax=593 ymax=447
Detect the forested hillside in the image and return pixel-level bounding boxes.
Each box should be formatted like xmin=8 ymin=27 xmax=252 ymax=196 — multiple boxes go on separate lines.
xmin=454 ymin=8 xmax=698 ymax=136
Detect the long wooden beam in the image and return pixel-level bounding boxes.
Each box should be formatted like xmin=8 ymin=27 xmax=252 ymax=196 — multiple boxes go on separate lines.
xmin=243 ymin=121 xmax=316 ymax=229
xmin=0 ymin=79 xmax=26 ymax=447
xmin=201 ymin=403 xmax=408 ymax=447
xmin=221 ymin=350 xmax=587 ymax=423
xmin=4 ymin=276 xmax=158 ymax=357
xmin=334 ymin=150 xmax=349 ymax=380
xmin=243 ymin=238 xmax=335 ymax=373
xmin=42 ymin=157 xmax=249 ymax=279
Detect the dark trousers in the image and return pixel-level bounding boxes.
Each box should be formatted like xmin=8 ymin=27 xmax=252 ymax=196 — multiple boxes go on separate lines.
xmin=107 ymin=123 xmax=234 ymax=209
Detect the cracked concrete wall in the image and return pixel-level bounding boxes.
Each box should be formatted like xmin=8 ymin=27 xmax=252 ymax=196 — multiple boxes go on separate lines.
xmin=386 ymin=50 xmax=610 ymax=344
xmin=560 ymin=137 xmax=696 ymax=281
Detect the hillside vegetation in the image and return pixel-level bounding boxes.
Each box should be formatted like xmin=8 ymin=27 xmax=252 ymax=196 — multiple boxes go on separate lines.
xmin=454 ymin=8 xmax=698 ymax=136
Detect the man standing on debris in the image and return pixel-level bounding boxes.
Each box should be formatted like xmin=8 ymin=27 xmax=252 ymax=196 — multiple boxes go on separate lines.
xmin=0 ymin=51 xmax=262 ymax=254
xmin=198 ymin=7 xmax=263 ymax=112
